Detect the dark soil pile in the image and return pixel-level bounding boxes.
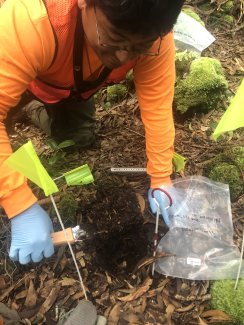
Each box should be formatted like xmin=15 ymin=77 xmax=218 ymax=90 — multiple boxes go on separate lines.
xmin=80 ymin=184 xmax=148 ymax=274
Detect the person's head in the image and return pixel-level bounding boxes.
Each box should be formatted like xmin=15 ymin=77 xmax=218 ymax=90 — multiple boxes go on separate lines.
xmin=79 ymin=0 xmax=185 ymax=69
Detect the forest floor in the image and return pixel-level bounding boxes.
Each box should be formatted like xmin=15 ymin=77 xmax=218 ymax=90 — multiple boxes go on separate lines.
xmin=0 ymin=1 xmax=243 ymax=324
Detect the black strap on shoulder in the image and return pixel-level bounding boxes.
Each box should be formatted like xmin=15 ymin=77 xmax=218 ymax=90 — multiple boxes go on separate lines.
xmin=73 ymin=8 xmax=111 ymax=93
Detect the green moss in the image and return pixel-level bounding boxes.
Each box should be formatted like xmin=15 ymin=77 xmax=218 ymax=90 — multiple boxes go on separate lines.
xmin=222 ymin=14 xmax=234 ymax=24
xmin=175 ymin=50 xmax=199 ymax=76
xmin=210 ymin=280 xmax=244 ymax=325
xmin=222 ymin=1 xmax=234 ymax=14
xmin=204 ymin=147 xmax=244 ymax=175
xmin=57 ymin=193 xmax=79 ymax=222
xmin=209 ymin=163 xmax=243 ymax=201
xmin=174 ymin=57 xmax=228 ymax=113
xmin=199 ymin=3 xmax=212 ymax=11
xmin=182 ymin=8 xmax=205 ymax=26
xmin=208 ymin=12 xmax=234 ymax=27
xmin=225 ymin=147 xmax=244 ymax=170
xmin=106 ymin=84 xmax=127 ymax=103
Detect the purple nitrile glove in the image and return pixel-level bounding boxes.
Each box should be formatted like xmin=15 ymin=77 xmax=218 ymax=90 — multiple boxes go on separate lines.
xmin=9 ymin=203 xmax=54 ymax=264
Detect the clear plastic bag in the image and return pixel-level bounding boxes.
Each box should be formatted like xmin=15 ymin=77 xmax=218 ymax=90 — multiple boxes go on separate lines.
xmin=155 ymin=176 xmax=244 ymax=280
xmin=173 ymin=12 xmax=215 ymax=54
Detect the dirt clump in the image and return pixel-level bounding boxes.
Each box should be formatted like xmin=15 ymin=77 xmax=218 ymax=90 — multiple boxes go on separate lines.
xmin=80 ymin=184 xmax=148 ymax=274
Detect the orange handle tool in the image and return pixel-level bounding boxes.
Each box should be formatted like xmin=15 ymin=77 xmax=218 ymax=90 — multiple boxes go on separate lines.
xmin=51 ymin=227 xmax=75 ymax=245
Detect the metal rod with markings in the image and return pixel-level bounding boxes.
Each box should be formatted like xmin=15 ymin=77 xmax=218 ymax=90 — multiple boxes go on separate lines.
xmin=110 ymin=167 xmax=146 ymax=173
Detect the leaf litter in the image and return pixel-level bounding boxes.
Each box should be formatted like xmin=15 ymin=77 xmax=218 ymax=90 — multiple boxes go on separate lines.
xmin=0 ymin=1 xmax=243 ymax=324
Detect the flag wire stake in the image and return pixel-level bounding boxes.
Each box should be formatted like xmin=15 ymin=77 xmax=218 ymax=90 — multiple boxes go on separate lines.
xmin=234 ymin=230 xmax=244 ymax=290
xmin=50 ymin=194 xmax=88 ymax=300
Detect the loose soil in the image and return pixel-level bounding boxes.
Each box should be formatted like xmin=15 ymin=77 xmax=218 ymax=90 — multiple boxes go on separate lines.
xmin=79 ymin=184 xmax=148 ymax=274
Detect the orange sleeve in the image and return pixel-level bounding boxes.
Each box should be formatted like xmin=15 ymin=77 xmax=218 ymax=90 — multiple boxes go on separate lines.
xmin=133 ymin=32 xmax=175 ymax=188
xmin=0 ymin=0 xmax=55 ymax=217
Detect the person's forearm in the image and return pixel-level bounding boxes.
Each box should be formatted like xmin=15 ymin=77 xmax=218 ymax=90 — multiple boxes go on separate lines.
xmin=134 ymin=32 xmax=176 ymax=186
xmin=0 ymin=0 xmax=55 ymax=217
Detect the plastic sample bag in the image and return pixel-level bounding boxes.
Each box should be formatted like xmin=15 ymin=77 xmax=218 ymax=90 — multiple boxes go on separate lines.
xmin=155 ymin=176 xmax=244 ymax=280
xmin=173 ymin=12 xmax=215 ymax=54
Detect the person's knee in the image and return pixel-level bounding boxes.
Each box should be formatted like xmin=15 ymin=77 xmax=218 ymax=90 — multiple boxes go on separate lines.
xmin=72 ymin=128 xmax=96 ymax=149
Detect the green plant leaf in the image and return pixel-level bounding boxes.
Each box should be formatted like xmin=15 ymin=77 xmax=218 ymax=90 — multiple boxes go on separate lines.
xmin=47 ymin=139 xmax=59 ymax=150
xmin=48 ymin=155 xmax=58 ymax=166
xmin=57 ymin=140 xmax=76 ymax=149
xmin=173 ymin=152 xmax=186 ymax=173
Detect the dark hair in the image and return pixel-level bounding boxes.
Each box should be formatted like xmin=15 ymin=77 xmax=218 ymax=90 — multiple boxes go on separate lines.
xmin=86 ymin=0 xmax=185 ymax=37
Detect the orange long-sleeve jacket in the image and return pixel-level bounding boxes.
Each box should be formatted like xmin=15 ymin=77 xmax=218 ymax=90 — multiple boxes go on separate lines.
xmin=0 ymin=0 xmax=175 ymax=218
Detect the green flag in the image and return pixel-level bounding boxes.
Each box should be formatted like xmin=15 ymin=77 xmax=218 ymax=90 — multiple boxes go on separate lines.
xmin=5 ymin=141 xmax=58 ymax=196
xmin=63 ymin=164 xmax=94 ymax=186
xmin=212 ymin=79 xmax=244 ymax=140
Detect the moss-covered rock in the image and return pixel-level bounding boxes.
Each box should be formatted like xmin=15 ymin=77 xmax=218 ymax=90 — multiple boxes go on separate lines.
xmin=208 ymin=163 xmax=243 ymax=201
xmin=106 ymin=84 xmax=127 ymax=103
xmin=182 ymin=7 xmax=205 ymax=26
xmin=174 ymin=57 xmax=228 ymax=113
xmin=175 ymin=50 xmax=199 ymax=76
xmin=204 ymin=147 xmax=244 ymax=201
xmin=210 ymin=280 xmax=244 ymax=325
xmin=207 ymin=147 xmax=244 ymax=171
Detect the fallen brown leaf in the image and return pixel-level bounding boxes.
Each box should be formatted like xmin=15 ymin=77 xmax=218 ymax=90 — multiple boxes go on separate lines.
xmin=0 ymin=276 xmax=6 ymax=290
xmin=71 ymin=291 xmax=85 ymax=301
xmin=166 ymin=304 xmax=175 ymax=325
xmin=117 ymin=277 xmax=153 ymax=302
xmin=121 ymin=312 xmax=141 ymax=324
xmin=141 ymin=296 xmax=147 ymax=314
xmin=133 ymin=252 xmax=172 ymax=274
xmin=174 ymin=294 xmax=211 ymax=302
xmin=108 ymin=303 xmax=121 ymax=324
xmin=135 ymin=193 xmax=145 ymax=213
xmin=146 ymin=278 xmax=170 ymax=298
xmin=198 ymin=316 xmax=208 ymax=325
xmin=176 ymin=302 xmax=195 ymax=313
xmin=24 ymin=279 xmax=37 ymax=308
xmin=39 ymin=286 xmax=60 ymax=315
xmin=59 ymin=278 xmax=79 ymax=287
xmin=15 ymin=289 xmax=27 ymax=300
xmin=201 ymin=309 xmax=232 ymax=321
xmin=0 ymin=275 xmax=27 ymax=302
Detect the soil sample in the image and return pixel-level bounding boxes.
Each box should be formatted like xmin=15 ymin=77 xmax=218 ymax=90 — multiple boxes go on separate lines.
xmin=80 ymin=184 xmax=147 ymax=275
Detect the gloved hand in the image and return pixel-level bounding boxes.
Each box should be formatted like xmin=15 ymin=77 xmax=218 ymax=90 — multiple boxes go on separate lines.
xmin=148 ymin=185 xmax=179 ymax=227
xmin=9 ymin=203 xmax=54 ymax=264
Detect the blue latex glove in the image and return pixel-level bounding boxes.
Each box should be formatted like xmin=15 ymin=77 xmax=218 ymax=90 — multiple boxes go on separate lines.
xmin=9 ymin=203 xmax=54 ymax=264
xmin=148 ymin=185 xmax=176 ymax=226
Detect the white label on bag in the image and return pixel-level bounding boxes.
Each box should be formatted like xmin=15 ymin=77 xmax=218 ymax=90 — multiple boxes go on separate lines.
xmin=187 ymin=257 xmax=202 ymax=266
xmin=174 ymin=12 xmax=215 ymax=53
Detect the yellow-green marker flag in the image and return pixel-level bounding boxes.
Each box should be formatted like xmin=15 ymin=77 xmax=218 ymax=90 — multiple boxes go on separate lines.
xmin=212 ymin=79 xmax=244 ymax=140
xmin=63 ymin=164 xmax=94 ymax=186
xmin=5 ymin=141 xmax=58 ymax=196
